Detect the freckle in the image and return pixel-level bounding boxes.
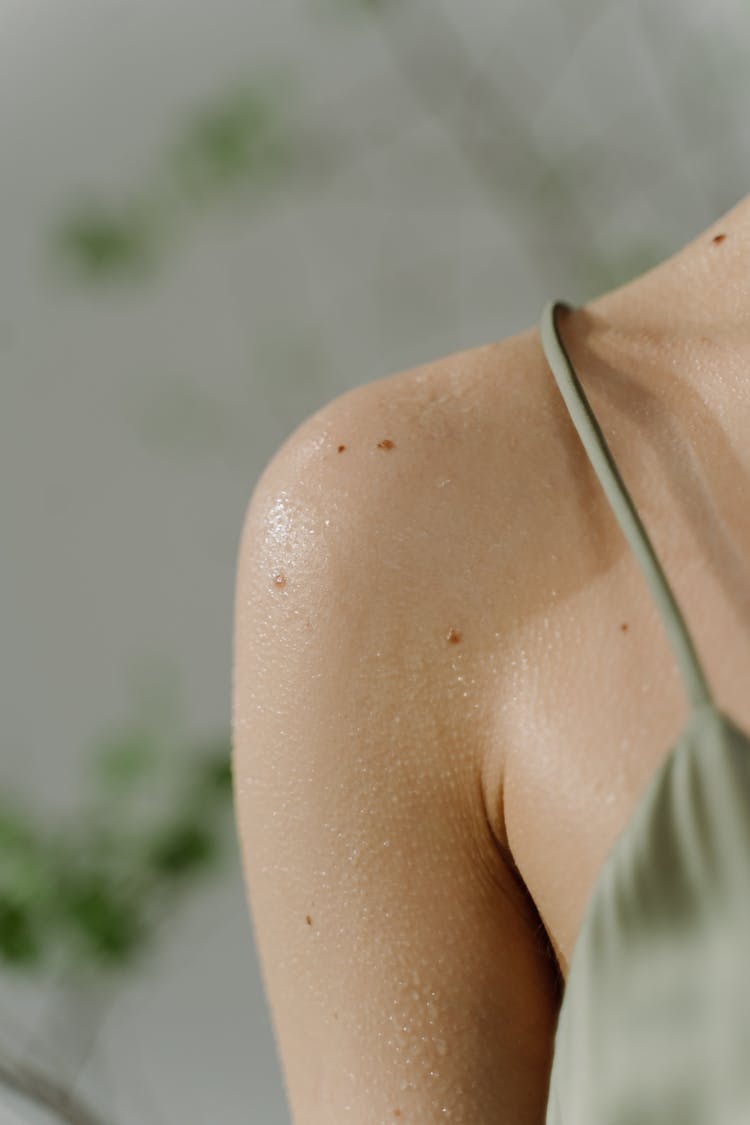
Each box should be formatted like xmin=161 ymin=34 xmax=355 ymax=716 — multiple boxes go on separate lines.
xmin=378 ymin=438 xmax=395 ymax=450
xmin=620 ymin=622 xmax=628 ymax=632
xmin=712 ymin=233 xmax=726 ymax=244
xmin=306 ymin=915 xmax=312 ymax=926
xmin=273 ymin=573 xmax=287 ymax=589
xmin=337 ymin=444 xmax=346 ymax=453
xmin=447 ymin=628 xmax=461 ymax=644
xmin=394 ymin=1111 xmax=402 ymax=1119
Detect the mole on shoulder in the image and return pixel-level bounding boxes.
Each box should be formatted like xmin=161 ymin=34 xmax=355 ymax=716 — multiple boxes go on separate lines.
xmin=712 ymin=232 xmax=727 ymax=244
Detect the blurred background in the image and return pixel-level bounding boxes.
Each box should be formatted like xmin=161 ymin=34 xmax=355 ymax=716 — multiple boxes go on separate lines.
xmin=1 ymin=0 xmax=749 ymax=1121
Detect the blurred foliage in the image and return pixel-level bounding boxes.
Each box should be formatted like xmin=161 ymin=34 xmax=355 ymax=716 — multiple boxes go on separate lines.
xmin=91 ymin=723 xmax=160 ymax=792
xmin=54 ymin=76 xmax=296 ymax=282
xmin=146 ymin=818 xmax=217 ymax=878
xmin=0 ymin=662 xmax=234 ymax=1121
xmin=167 ymin=82 xmax=293 ymax=207
xmin=0 ymin=722 xmax=233 ymax=974
xmin=54 ymin=200 xmax=163 ymax=282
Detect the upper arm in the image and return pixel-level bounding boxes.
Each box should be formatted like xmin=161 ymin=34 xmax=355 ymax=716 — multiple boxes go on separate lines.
xmin=231 ymin=379 xmax=562 ymax=1124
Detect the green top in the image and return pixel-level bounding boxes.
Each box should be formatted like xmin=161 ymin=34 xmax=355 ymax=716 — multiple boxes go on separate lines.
xmin=539 ymin=300 xmax=750 ymax=1123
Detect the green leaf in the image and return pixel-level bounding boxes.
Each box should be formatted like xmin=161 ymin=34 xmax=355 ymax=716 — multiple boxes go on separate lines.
xmin=0 ymin=898 xmax=41 ymax=965
xmin=146 ymin=820 xmax=216 ymax=878
xmin=190 ymin=739 xmax=233 ymax=797
xmin=0 ymin=801 xmax=37 ymax=849
xmin=58 ymin=868 xmax=145 ymax=964
xmin=89 ymin=725 xmax=160 ymax=796
xmin=54 ymin=199 xmax=161 ymax=280
xmin=0 ymin=804 xmax=59 ymax=924
xmin=0 ymin=843 xmax=57 ymax=910
xmin=169 ymin=84 xmax=291 ymax=205
xmin=203 ymin=753 xmax=232 ymax=796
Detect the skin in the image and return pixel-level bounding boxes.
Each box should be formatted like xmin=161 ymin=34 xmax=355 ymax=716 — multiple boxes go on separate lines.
xmin=232 ymin=189 xmax=750 ymax=1121
xmin=232 ymin=336 xmax=569 ymax=1122
xmin=510 ymin=190 xmax=750 ymax=979
xmin=561 ymin=190 xmax=750 ymax=471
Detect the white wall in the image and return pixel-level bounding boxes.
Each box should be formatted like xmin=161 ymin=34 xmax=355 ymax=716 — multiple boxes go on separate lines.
xmin=1 ymin=1 xmax=748 ymax=1121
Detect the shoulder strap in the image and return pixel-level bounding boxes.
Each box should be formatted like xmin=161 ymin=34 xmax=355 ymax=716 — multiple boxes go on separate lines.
xmin=539 ymin=299 xmax=715 ymax=714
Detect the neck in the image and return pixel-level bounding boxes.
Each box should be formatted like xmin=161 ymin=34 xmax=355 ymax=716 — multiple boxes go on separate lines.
xmin=569 ymin=191 xmax=750 ymax=415
xmin=586 ymin=191 xmax=750 ymax=339
xmin=548 ymin=194 xmax=750 ymax=640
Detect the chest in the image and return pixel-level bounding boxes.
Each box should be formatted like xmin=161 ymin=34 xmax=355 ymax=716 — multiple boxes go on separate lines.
xmin=497 ymin=547 xmax=750 ymax=983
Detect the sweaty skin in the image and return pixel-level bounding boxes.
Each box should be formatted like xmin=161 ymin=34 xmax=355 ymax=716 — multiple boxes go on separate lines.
xmin=232 ymin=189 xmax=750 ymax=1122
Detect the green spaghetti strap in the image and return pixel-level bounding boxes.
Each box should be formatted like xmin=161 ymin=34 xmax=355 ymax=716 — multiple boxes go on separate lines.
xmin=539 ymin=299 xmax=715 ymax=714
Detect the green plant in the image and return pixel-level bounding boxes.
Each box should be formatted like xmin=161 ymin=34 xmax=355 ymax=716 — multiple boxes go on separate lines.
xmin=52 ymin=74 xmax=296 ymax=283
xmin=0 ymin=718 xmax=234 ymax=1124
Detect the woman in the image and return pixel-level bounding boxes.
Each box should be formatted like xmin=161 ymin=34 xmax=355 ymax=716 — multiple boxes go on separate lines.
xmin=231 ymin=190 xmax=750 ymax=1123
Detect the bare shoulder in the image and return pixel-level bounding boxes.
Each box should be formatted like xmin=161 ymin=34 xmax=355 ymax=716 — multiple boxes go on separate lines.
xmin=232 ymin=324 xmax=567 ymax=1123
xmin=237 ymin=323 xmax=583 ymax=838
